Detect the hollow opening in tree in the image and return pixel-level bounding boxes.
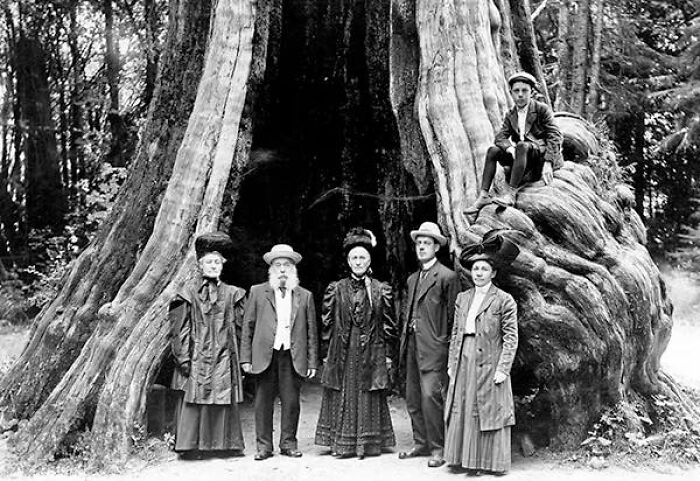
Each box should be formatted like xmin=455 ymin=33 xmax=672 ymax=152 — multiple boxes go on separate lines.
xmin=145 ymin=0 xmax=438 ymax=437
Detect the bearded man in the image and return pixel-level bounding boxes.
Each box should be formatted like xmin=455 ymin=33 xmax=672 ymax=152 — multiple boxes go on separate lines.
xmin=240 ymin=244 xmax=318 ymax=460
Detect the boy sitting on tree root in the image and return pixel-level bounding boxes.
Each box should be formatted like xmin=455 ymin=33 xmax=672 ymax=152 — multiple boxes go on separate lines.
xmin=465 ymin=72 xmax=563 ymax=216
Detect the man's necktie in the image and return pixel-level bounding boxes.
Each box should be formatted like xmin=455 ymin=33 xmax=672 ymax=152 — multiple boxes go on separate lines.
xmin=280 ymin=286 xmax=287 ymax=298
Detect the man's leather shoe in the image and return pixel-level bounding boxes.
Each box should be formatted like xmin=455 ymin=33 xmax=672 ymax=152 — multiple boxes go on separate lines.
xmin=428 ymin=456 xmax=446 ymax=467
xmin=398 ymin=448 xmax=430 ymax=459
xmin=254 ymin=451 xmax=272 ymax=461
xmin=280 ymin=448 xmax=302 ymax=458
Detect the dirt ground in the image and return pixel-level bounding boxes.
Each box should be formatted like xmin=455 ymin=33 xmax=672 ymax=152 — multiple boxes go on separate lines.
xmin=1 ymin=268 xmax=699 ymax=480
xmin=2 ymin=382 xmax=699 ymax=481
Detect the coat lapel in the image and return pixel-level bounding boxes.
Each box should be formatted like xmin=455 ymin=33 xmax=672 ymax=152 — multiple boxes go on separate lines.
xmin=406 ymin=272 xmax=418 ymax=314
xmin=290 ymin=287 xmax=301 ymax=328
xmin=475 ymin=284 xmax=497 ymax=318
xmin=264 ymin=284 xmax=276 ymax=313
xmin=524 ymin=101 xmax=537 ymax=137
xmin=508 ymin=107 xmax=519 ymax=137
xmin=415 ymin=263 xmax=438 ymax=303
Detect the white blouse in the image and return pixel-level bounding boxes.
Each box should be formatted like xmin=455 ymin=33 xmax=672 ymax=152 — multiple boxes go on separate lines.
xmin=464 ymin=283 xmax=492 ymax=334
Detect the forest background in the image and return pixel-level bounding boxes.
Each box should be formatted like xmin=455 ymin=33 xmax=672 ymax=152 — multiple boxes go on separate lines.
xmin=1 ymin=0 xmax=699 ymax=312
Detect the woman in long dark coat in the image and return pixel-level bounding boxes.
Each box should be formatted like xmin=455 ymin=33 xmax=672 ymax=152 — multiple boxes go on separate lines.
xmin=170 ymin=232 xmax=246 ymax=457
xmin=315 ymin=228 xmax=398 ymax=459
xmin=444 ymin=231 xmax=519 ymax=475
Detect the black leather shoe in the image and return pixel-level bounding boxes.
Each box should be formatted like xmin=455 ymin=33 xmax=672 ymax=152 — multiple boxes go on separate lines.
xmin=398 ymin=448 xmax=430 ymax=459
xmin=428 ymin=456 xmax=446 ymax=468
xmin=280 ymin=448 xmax=302 ymax=458
xmin=254 ymin=451 xmax=273 ymax=461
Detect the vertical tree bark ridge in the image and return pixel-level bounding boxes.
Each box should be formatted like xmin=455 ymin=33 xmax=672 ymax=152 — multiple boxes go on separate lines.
xmin=0 ymin=0 xmax=212 ymax=421
xmin=463 ymin=162 xmax=673 ymax=446
xmin=90 ymin=0 xmax=269 ymax=463
xmin=414 ymin=0 xmax=509 ymax=249
xmin=569 ymin=0 xmax=590 ymax=115
xmin=10 ymin=0 xmax=257 ymax=463
xmin=554 ymin=0 xmax=571 ymax=111
xmin=367 ymin=0 xmax=412 ymax=295
xmin=490 ymin=0 xmax=517 ymax=78
xmin=389 ymin=0 xmax=431 ymax=193
xmin=586 ymin=0 xmax=604 ymax=118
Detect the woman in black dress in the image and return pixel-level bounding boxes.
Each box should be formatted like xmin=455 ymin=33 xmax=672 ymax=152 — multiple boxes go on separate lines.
xmin=315 ymin=228 xmax=398 ymax=459
xmin=169 ymin=232 xmax=246 ymax=458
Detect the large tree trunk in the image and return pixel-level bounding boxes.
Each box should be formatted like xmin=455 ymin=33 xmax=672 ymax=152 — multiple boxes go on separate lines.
xmin=9 ymin=0 xmax=258 ymax=464
xmin=391 ymin=0 xmax=688 ymax=448
xmin=2 ymin=0 xmax=692 ymax=464
xmin=0 ymin=0 xmax=212 ymax=423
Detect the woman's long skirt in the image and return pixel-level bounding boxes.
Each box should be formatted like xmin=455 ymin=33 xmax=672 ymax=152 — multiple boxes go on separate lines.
xmin=174 ymin=395 xmax=245 ymax=452
xmin=315 ymin=325 xmax=395 ymax=456
xmin=444 ymin=336 xmax=511 ymax=473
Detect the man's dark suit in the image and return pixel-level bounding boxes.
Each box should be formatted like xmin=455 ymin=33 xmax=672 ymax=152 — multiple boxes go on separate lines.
xmin=400 ymin=260 xmax=460 ymax=456
xmin=241 ymin=282 xmax=318 ymax=454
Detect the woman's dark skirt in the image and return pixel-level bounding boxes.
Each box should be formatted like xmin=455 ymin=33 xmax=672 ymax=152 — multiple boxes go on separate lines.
xmin=315 ymin=325 xmax=395 ymax=456
xmin=445 ymin=336 xmax=511 ymax=473
xmin=174 ymin=394 xmax=244 ymax=452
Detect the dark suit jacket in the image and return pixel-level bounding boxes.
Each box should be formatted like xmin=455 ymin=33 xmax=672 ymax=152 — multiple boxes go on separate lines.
xmin=399 ymin=261 xmax=461 ymax=372
xmin=494 ymin=99 xmax=563 ymax=168
xmin=240 ymin=282 xmax=318 ymax=376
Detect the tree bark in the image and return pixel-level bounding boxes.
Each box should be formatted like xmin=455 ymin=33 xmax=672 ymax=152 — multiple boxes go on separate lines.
xmin=554 ymin=0 xmax=571 ymax=111
xmin=393 ymin=0 xmax=685 ymax=447
xmin=10 ymin=0 xmax=259 ymax=464
xmin=68 ymin=0 xmax=83 ymax=200
xmin=0 ymin=0 xmax=213 ymax=423
xmin=143 ymin=0 xmax=159 ymax=110
xmin=569 ymin=0 xmax=590 ymax=115
xmin=414 ymin=0 xmax=509 ymax=249
xmin=586 ymin=0 xmax=604 ymax=119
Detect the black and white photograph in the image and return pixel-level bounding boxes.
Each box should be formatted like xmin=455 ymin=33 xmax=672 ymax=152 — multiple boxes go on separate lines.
xmin=0 ymin=0 xmax=699 ymax=480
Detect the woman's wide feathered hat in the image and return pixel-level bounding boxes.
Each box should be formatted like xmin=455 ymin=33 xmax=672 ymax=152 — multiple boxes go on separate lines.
xmin=343 ymin=227 xmax=377 ymax=255
xmin=195 ymin=231 xmax=234 ymax=259
xmin=459 ymin=229 xmax=520 ymax=270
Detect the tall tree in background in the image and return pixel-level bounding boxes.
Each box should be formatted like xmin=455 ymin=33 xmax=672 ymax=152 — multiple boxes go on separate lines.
xmin=11 ymin=12 xmax=67 ymax=231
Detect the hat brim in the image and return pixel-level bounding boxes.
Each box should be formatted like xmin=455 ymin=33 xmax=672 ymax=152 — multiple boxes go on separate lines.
xmin=410 ymin=230 xmax=447 ymax=246
xmin=460 ymin=253 xmax=495 ymax=270
xmin=263 ymin=251 xmax=302 ymax=265
xmin=508 ymin=75 xmax=537 ymax=88
xmin=459 ymin=238 xmax=519 ymax=270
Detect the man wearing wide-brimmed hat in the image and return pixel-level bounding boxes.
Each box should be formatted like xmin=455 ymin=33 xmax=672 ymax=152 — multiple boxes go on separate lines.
xmin=465 ymin=71 xmax=563 ymax=215
xmin=240 ymin=244 xmax=318 ymax=461
xmin=398 ymin=222 xmax=461 ymax=468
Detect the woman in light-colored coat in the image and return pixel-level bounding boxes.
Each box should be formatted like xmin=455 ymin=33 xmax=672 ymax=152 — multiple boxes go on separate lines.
xmin=444 ymin=231 xmax=519 ymax=475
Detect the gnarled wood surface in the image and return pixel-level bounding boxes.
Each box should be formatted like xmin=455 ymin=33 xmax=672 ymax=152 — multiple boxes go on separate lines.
xmin=0 ymin=0 xmax=213 ymax=421
xmin=461 ymin=162 xmax=672 ymax=446
xmin=392 ymin=0 xmax=689 ymax=448
xmin=10 ymin=0 xmax=259 ymax=463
